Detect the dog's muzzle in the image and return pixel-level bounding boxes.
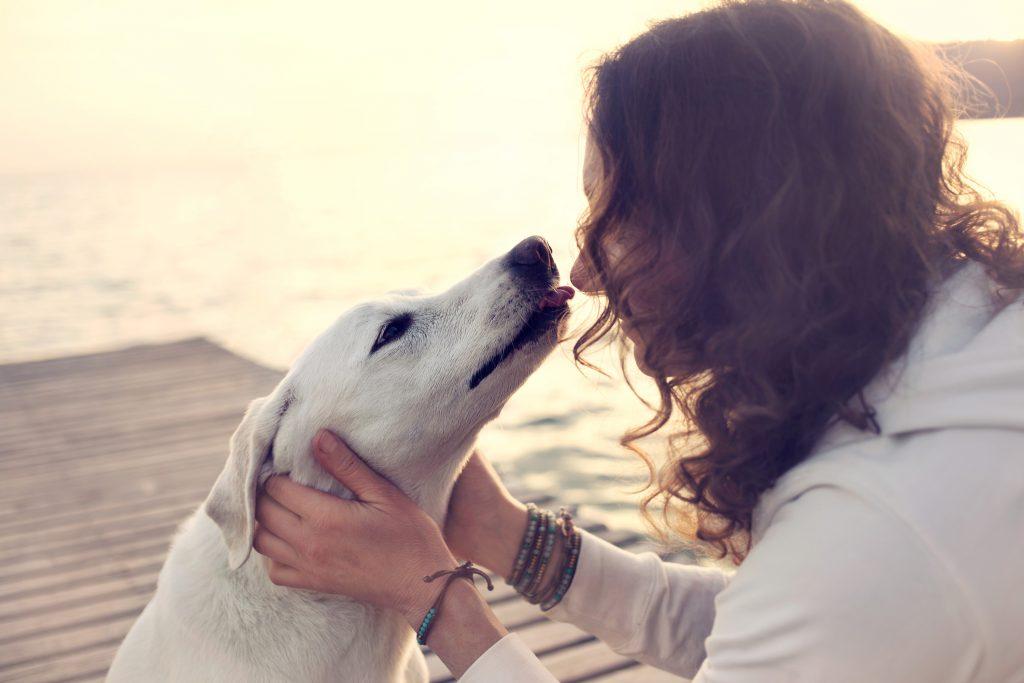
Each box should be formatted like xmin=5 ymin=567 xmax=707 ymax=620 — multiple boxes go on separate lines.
xmin=469 ymin=236 xmax=573 ymax=390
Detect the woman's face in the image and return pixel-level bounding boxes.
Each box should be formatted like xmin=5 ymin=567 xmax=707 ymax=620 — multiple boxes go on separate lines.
xmin=570 ymin=137 xmax=656 ymax=375
xmin=569 ymin=137 xmax=611 ymax=294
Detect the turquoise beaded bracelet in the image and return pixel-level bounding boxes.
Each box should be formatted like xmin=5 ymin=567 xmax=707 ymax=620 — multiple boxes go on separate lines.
xmin=515 ymin=509 xmax=551 ymax=593
xmin=415 ymin=561 xmax=493 ymax=646
xmin=541 ymin=527 xmax=581 ymax=611
xmin=523 ymin=512 xmax=558 ymax=600
xmin=508 ymin=504 xmax=581 ymax=610
xmin=508 ymin=503 xmax=540 ymax=587
xmin=415 ymin=607 xmax=437 ymax=645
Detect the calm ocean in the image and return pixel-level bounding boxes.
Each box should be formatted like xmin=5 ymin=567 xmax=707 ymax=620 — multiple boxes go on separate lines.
xmin=1 ymin=118 xmax=1020 ymax=534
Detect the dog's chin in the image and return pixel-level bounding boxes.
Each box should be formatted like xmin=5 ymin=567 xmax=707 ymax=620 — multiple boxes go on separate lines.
xmin=469 ymin=304 xmax=569 ymax=391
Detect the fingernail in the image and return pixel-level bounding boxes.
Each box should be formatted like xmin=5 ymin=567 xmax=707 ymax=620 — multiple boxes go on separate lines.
xmin=316 ymin=430 xmax=340 ymax=454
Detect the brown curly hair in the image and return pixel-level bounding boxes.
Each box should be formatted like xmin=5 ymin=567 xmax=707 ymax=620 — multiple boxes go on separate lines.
xmin=573 ymin=0 xmax=1024 ymax=562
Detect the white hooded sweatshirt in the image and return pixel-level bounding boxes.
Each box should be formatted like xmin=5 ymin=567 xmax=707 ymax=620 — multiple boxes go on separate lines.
xmin=462 ymin=262 xmax=1024 ymax=682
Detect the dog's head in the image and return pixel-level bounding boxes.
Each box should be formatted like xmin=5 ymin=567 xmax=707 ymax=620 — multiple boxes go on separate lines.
xmin=205 ymin=236 xmax=573 ymax=569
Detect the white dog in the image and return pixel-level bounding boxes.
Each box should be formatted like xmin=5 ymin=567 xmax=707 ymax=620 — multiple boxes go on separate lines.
xmin=106 ymin=236 xmax=574 ymax=682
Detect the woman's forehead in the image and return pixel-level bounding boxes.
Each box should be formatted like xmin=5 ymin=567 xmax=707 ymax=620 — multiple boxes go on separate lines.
xmin=582 ymin=136 xmax=602 ymax=199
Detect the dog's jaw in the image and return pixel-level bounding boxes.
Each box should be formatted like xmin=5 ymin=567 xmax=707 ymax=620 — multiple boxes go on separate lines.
xmin=271 ymin=419 xmax=481 ymax=528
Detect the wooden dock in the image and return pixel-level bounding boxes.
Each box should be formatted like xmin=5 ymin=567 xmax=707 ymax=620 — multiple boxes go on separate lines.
xmin=0 ymin=339 xmax=687 ymax=682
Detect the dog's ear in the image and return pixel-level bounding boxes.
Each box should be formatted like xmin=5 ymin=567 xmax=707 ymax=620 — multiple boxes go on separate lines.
xmin=205 ymin=395 xmax=280 ymax=570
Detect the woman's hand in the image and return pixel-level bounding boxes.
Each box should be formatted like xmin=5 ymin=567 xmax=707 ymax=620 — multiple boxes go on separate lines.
xmin=253 ymin=430 xmax=456 ymax=626
xmin=253 ymin=432 xmax=510 ymax=677
xmin=444 ymin=450 xmax=530 ymax=581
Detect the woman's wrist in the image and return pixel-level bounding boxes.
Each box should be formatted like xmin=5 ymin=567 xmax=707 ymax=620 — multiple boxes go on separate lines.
xmin=405 ymin=575 xmax=508 ymax=679
xmin=472 ymin=495 xmax=530 ymax=580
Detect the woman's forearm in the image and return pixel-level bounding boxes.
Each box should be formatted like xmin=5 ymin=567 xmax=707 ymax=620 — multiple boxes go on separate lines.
xmin=465 ymin=494 xmax=570 ymax=601
xmin=423 ymin=496 xmax=570 ymax=677
xmin=467 ymin=495 xmax=529 ymax=579
xmin=402 ymin=579 xmax=509 ymax=679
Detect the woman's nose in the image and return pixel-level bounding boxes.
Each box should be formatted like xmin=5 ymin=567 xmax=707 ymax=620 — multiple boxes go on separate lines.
xmin=570 ymin=254 xmax=602 ymax=294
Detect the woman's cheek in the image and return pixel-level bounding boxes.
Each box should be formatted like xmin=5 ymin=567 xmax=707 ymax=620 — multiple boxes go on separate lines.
xmin=618 ymin=319 xmax=654 ymax=376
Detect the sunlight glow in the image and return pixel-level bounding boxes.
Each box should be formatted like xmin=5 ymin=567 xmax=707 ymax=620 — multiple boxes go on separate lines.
xmin=0 ymin=0 xmax=1019 ymax=173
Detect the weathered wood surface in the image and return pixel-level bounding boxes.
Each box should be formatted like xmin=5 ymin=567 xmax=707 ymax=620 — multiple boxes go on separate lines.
xmin=0 ymin=339 xmax=687 ymax=682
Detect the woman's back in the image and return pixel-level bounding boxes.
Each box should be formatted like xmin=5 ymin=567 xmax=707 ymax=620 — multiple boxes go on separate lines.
xmin=724 ymin=262 xmax=1024 ymax=682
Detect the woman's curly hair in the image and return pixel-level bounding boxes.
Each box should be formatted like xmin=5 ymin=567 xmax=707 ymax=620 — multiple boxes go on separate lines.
xmin=574 ymin=0 xmax=1024 ymax=562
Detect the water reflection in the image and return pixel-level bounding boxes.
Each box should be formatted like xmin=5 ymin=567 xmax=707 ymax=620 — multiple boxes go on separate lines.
xmin=0 ymin=120 xmax=1019 ymax=537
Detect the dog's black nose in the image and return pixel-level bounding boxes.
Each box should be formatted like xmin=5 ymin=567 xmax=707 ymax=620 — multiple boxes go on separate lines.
xmin=511 ymin=236 xmax=554 ymax=268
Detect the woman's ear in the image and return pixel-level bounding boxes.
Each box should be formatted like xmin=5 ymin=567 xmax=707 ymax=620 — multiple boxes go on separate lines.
xmin=204 ymin=395 xmax=281 ymax=570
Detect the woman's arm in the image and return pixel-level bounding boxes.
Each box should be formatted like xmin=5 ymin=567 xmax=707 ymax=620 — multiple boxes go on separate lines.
xmin=254 ymin=434 xmax=729 ymax=679
xmin=688 ymin=483 xmax=980 ymax=682
xmin=253 ymin=431 xmax=548 ymax=679
xmin=446 ymin=451 xmax=731 ymax=679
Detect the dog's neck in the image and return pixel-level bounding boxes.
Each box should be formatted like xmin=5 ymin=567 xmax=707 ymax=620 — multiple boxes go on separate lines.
xmin=279 ymin=431 xmax=480 ymax=528
xmin=356 ymin=432 xmax=479 ymax=524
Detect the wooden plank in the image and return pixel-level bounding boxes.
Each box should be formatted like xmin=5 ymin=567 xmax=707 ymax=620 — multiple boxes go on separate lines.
xmin=0 ymin=392 xmax=264 ymax=461
xmin=0 ymin=339 xmax=251 ymax=384
xmin=0 ymin=609 xmax=136 ymax=671
xmin=2 ymin=369 xmax=276 ymax=420
xmin=0 ymin=576 xmax=156 ymax=624
xmin=0 ymin=509 xmax=187 ymax=567
xmin=546 ymin=639 xmax=638 ymax=681
xmin=0 ymin=534 xmax=175 ymax=585
xmin=0 ymin=595 xmax=147 ymax=667
xmin=0 ymin=443 xmax=224 ymax=494
xmin=0 ymin=340 xmax=698 ymax=682
xmin=592 ymin=664 xmax=687 ymax=682
xmin=0 ymin=640 xmax=119 ymax=683
xmin=0 ymin=494 xmax=199 ymax=549
xmin=0 ymin=549 xmax=167 ymax=603
xmin=0 ymin=461 xmax=216 ymax=518
xmin=0 ymin=362 xmax=277 ymax=405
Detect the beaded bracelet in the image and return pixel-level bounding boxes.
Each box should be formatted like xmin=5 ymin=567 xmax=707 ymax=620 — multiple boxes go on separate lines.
xmin=540 ymin=526 xmax=581 ymax=611
xmin=533 ymin=507 xmax=577 ymax=605
xmin=508 ymin=503 xmax=540 ymax=587
xmin=416 ymin=561 xmax=493 ymax=646
xmin=515 ymin=509 xmax=551 ymax=593
xmin=523 ymin=511 xmax=558 ymax=600
xmin=507 ymin=504 xmax=582 ymax=611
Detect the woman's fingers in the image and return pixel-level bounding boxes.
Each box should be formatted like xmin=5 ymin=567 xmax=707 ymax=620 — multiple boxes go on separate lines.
xmin=255 ymin=487 xmax=304 ymax=535
xmin=262 ymin=474 xmax=337 ymax=518
xmin=264 ymin=558 xmax=312 ymax=591
xmin=252 ymin=522 xmax=301 ymax=567
xmin=249 ymin=431 xmax=457 ymax=611
xmin=313 ymin=430 xmax=396 ymax=505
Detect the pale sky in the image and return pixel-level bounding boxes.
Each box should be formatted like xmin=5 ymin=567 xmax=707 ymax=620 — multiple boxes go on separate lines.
xmin=0 ymin=0 xmax=1020 ymax=173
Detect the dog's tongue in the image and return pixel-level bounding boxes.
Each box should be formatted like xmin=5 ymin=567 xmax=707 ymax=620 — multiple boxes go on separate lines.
xmin=538 ymin=286 xmax=576 ymax=310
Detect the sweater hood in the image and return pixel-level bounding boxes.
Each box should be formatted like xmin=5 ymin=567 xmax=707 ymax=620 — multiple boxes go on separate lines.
xmin=752 ymin=262 xmax=1024 ymax=543
xmin=813 ymin=261 xmax=1024 ymax=454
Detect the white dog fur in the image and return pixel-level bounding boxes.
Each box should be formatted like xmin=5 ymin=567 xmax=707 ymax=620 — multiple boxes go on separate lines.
xmin=106 ymin=238 xmax=571 ymax=682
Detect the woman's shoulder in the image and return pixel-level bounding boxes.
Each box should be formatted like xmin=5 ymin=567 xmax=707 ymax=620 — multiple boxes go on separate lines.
xmin=710 ymin=472 xmax=993 ymax=682
xmin=753 ymin=259 xmax=1024 ymax=546
xmin=740 ymin=426 xmax=1024 ymax=680
xmin=754 ymin=426 xmax=1024 ymax=546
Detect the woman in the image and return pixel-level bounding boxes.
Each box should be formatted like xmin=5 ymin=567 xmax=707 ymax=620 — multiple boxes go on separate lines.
xmin=253 ymin=1 xmax=1024 ymax=680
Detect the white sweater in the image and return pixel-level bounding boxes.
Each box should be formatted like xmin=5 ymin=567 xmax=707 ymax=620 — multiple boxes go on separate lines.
xmin=462 ymin=262 xmax=1024 ymax=682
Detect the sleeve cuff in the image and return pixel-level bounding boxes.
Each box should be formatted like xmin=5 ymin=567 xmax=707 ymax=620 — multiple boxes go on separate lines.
xmin=459 ymin=632 xmax=559 ymax=683
xmin=545 ymin=529 xmax=662 ymax=648
xmin=544 ymin=529 xmax=730 ymax=676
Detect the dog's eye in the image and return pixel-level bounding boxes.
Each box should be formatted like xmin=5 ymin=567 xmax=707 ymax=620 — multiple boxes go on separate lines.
xmin=371 ymin=314 xmax=412 ymax=354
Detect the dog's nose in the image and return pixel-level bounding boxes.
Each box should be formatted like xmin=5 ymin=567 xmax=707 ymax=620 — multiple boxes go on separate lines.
xmin=511 ymin=236 xmax=554 ymax=268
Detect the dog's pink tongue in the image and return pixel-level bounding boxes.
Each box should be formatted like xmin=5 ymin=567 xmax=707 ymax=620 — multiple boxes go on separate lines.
xmin=538 ymin=286 xmax=576 ymax=310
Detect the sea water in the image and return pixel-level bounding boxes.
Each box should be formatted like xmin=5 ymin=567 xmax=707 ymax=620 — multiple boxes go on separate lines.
xmin=1 ymin=118 xmax=1020 ymax=536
